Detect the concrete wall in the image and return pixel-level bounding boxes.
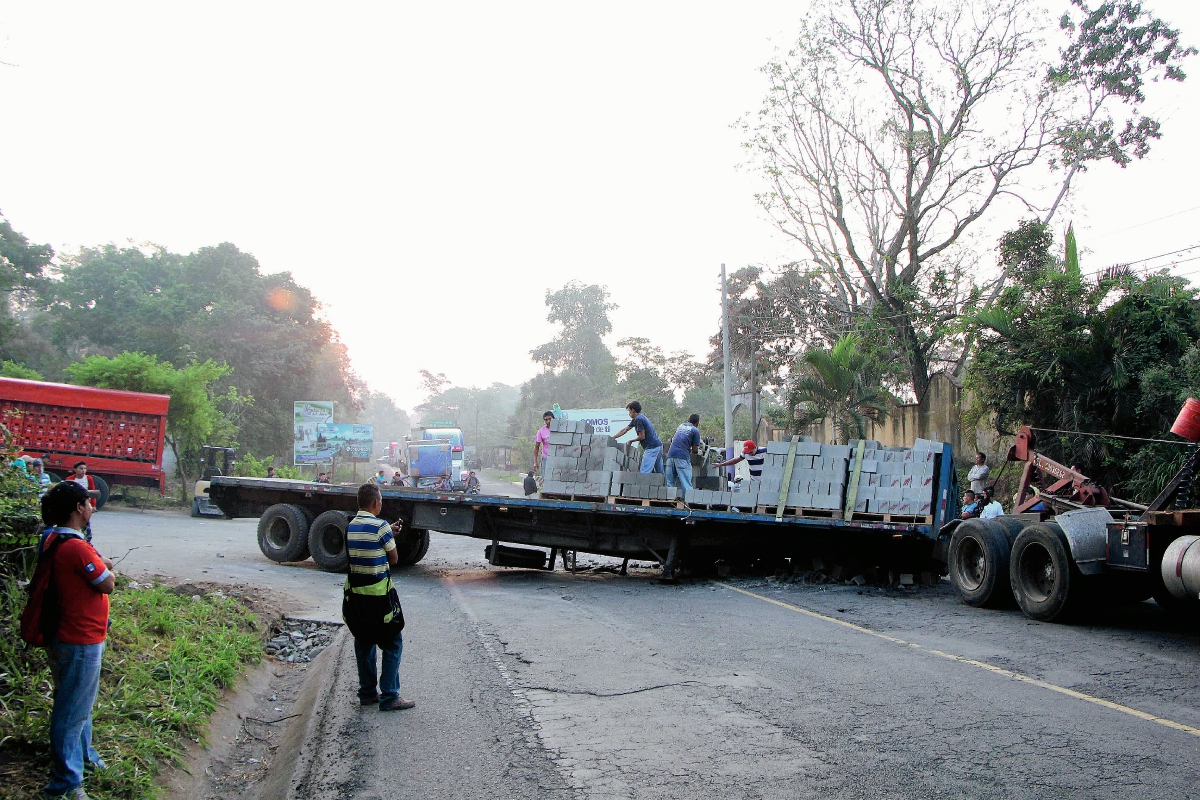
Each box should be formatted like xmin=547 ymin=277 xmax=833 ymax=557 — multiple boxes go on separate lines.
xmin=755 ymin=372 xmax=1002 ymax=460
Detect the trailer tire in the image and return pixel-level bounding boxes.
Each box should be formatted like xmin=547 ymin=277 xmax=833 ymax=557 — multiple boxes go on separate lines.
xmin=257 ymin=503 xmax=311 ymax=563
xmin=92 ymin=475 xmax=109 ymax=510
xmin=309 ymin=511 xmax=350 ymax=573
xmin=1010 ymin=523 xmax=1082 ymax=622
xmin=394 ymin=529 xmax=430 ymax=566
xmin=948 ymin=519 xmax=1013 ymax=607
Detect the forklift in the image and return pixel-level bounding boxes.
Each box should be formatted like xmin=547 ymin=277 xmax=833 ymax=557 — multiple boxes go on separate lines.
xmin=192 ymin=446 xmax=236 ymax=517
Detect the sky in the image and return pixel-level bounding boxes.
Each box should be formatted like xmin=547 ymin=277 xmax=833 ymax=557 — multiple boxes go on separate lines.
xmin=2 ymin=1 xmax=1199 ymax=413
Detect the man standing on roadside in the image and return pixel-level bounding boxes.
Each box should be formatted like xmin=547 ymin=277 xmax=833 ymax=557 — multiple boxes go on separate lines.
xmin=967 ymin=452 xmax=990 ymax=495
xmin=70 ymin=462 xmax=98 ymax=542
xmin=614 ymin=401 xmax=664 ymax=474
xmin=39 ymin=481 xmax=115 ymax=799
xmin=344 ymin=483 xmax=414 ymax=712
xmin=533 ymin=411 xmax=554 ymax=476
xmin=665 ymin=414 xmax=701 ymax=491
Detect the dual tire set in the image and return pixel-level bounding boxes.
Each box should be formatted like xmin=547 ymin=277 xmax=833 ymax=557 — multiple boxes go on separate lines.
xmin=948 ymin=518 xmax=1157 ymax=622
xmin=256 ymin=503 xmax=431 ymax=572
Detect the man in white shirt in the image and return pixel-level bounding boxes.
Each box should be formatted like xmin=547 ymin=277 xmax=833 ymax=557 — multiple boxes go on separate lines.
xmin=979 ymin=489 xmax=1004 ymax=519
xmin=967 ymin=452 xmax=990 ymax=494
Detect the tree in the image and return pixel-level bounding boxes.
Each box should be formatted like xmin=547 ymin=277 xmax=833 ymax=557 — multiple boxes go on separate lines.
xmin=0 ymin=361 xmax=42 ymax=380
xmin=47 ymin=242 xmax=363 ymax=459
xmin=742 ymin=0 xmax=1194 ymax=398
xmin=965 ymin=222 xmax=1200 ymax=498
xmin=358 ymin=391 xmax=413 ymax=443
xmin=529 ymin=282 xmax=617 ymax=376
xmin=787 ymin=335 xmax=892 ymax=444
xmin=0 ymin=214 xmax=53 ymax=356
xmin=65 ymin=352 xmax=239 ymax=497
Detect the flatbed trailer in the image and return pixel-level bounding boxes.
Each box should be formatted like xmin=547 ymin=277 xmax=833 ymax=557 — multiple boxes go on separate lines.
xmin=210 ymin=450 xmax=960 ymax=578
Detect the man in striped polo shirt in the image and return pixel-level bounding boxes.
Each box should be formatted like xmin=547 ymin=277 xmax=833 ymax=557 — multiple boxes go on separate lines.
xmin=344 ymin=483 xmax=415 ymax=711
xmin=714 ymin=440 xmax=766 ymax=485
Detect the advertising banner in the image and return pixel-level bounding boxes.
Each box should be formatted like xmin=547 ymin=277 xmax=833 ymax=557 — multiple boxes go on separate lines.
xmin=316 ymin=423 xmax=375 ymax=462
xmin=294 ymin=401 xmax=335 ymax=465
xmin=560 ymin=408 xmax=637 ymax=443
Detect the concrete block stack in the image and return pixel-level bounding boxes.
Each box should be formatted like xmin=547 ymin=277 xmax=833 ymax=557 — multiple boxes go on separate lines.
xmin=848 ymin=438 xmax=940 ymax=515
xmin=682 ymin=488 xmax=741 ymax=508
xmin=540 ymin=419 xmax=660 ymax=498
xmin=613 ymin=471 xmax=678 ymax=502
xmin=682 ymin=436 xmax=941 ymax=517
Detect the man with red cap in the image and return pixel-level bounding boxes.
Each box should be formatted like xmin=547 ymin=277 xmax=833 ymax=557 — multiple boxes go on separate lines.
xmin=714 ymin=440 xmax=766 ymax=484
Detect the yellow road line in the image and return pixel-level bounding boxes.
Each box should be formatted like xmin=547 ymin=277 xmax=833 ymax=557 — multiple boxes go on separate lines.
xmin=715 ymin=581 xmax=1200 ymax=738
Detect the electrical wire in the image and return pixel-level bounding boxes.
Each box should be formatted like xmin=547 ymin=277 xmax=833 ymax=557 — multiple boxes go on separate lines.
xmin=1028 ymin=426 xmax=1193 ymax=447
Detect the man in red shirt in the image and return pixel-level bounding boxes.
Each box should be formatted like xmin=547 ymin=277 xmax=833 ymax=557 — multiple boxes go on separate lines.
xmin=39 ymin=481 xmax=114 ymax=799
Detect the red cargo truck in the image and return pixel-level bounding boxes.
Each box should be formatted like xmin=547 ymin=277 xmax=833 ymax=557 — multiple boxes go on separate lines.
xmin=0 ymin=376 xmax=170 ymax=498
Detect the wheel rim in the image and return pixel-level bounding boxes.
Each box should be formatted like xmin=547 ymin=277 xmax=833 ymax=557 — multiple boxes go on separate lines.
xmin=1018 ymin=542 xmax=1056 ymax=602
xmin=266 ymin=517 xmax=292 ymax=550
xmin=955 ymin=535 xmax=986 ymax=591
xmin=320 ymin=524 xmax=345 ymax=556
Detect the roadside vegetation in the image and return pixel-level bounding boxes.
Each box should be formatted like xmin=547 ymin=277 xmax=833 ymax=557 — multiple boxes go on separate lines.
xmin=0 ymin=577 xmax=264 ymax=799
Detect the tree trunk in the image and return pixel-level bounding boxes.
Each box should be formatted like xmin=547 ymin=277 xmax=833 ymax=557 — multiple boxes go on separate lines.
xmin=168 ymin=437 xmax=191 ymax=502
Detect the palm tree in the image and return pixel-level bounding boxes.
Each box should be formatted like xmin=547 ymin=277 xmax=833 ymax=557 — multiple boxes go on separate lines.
xmin=787 ymin=335 xmax=891 ymax=443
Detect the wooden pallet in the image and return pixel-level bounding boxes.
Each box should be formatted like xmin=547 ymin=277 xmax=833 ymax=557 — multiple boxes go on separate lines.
xmin=610 ymin=495 xmax=683 ymax=509
xmin=847 ymin=511 xmax=934 ymax=524
xmin=539 ymin=492 xmax=607 ymax=503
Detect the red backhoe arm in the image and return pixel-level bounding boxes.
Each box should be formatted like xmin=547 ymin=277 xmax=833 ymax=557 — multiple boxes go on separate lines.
xmin=1005 ymin=426 xmax=1110 ymax=513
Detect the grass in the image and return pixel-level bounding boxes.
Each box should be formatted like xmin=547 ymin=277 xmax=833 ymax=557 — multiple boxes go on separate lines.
xmin=0 ymin=577 xmax=264 ymax=799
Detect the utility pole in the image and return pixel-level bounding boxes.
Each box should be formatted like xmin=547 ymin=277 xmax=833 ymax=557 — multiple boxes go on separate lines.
xmin=721 ymin=264 xmax=733 ymax=476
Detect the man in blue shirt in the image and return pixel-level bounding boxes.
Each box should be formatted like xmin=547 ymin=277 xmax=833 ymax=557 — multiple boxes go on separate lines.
xmin=614 ymin=400 xmax=663 ymax=474
xmin=959 ymin=489 xmax=981 ymax=519
xmin=665 ymin=414 xmax=701 ymax=490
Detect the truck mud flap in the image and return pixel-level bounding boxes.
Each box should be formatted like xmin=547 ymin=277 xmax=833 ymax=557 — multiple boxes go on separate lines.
xmin=413 ymin=503 xmax=476 ymax=534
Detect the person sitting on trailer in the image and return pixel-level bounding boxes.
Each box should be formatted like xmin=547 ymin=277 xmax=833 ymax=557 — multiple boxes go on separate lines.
xmin=979 ymin=488 xmax=1004 ymax=519
xmin=959 ymin=490 xmax=981 ymax=519
xmin=523 ymin=471 xmax=538 ymax=497
xmin=713 ymin=440 xmax=766 ymax=483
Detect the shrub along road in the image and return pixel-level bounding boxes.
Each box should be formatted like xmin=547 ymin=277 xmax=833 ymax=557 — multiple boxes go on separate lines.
xmin=90 ymin=497 xmax=1200 ymax=799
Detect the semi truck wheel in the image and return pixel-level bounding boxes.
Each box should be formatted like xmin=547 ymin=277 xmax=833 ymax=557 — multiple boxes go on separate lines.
xmin=394 ymin=529 xmax=431 ymax=566
xmin=92 ymin=475 xmax=110 ymax=509
xmin=257 ymin=503 xmax=312 ymax=563
xmin=948 ymin=519 xmax=1014 ymax=607
xmin=309 ymin=511 xmax=349 ymax=572
xmin=1010 ymin=523 xmax=1082 ymax=622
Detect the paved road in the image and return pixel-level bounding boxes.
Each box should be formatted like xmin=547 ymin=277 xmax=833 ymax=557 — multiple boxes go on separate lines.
xmin=90 ymin=489 xmax=1200 ymax=799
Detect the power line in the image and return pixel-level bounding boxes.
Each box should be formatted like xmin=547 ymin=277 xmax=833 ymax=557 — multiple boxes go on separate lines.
xmin=1029 ymin=427 xmax=1194 ymax=447
xmin=1088 ymin=204 xmax=1200 ymax=241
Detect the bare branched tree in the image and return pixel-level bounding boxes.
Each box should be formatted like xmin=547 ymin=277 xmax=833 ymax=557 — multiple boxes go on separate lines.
xmin=743 ymin=0 xmax=1057 ymax=398
xmin=743 ymin=0 xmax=1194 ymax=397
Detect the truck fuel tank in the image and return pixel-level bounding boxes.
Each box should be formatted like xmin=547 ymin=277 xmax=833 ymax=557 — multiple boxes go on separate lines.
xmin=1161 ymin=534 xmax=1200 ymax=601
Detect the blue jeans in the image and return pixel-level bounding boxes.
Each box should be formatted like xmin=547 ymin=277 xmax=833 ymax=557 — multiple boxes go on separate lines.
xmin=665 ymin=457 xmax=693 ymax=491
xmin=354 ymin=630 xmax=404 ymax=706
xmin=46 ymin=641 xmax=106 ymax=795
xmin=640 ymin=446 xmax=664 ymax=474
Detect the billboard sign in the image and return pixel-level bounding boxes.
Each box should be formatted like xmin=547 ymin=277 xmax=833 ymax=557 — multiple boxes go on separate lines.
xmin=316 ymin=423 xmax=375 ymax=462
xmin=294 ymin=401 xmax=335 ymax=465
xmin=559 ymin=408 xmax=637 ymax=443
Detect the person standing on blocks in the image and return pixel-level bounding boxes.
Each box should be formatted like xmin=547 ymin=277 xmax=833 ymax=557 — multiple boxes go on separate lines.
xmin=665 ymin=414 xmax=702 ymax=491
xmin=614 ymin=401 xmax=664 ymax=474
xmin=343 ymin=483 xmax=414 ymax=711
xmin=533 ymin=410 xmax=555 ymax=477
